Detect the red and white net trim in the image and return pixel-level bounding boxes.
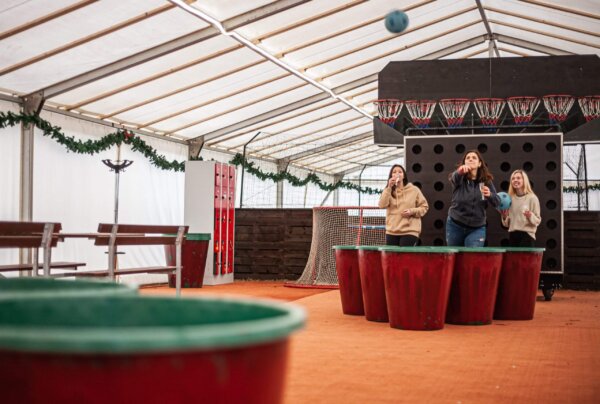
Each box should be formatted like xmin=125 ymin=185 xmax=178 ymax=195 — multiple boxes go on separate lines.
xmin=542 ymin=94 xmax=575 ymax=123
xmin=474 ymin=98 xmax=505 ymax=126
xmin=578 ymin=95 xmax=600 ymax=122
xmin=405 ymin=100 xmax=437 ymax=128
xmin=374 ymin=99 xmax=403 ymax=125
xmin=439 ymin=98 xmax=470 ymax=127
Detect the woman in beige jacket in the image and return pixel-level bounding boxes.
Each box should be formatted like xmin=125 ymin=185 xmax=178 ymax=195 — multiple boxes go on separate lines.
xmin=378 ymin=164 xmax=429 ymax=246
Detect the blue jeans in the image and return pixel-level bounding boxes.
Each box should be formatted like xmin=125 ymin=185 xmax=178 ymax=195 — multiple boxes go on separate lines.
xmin=446 ymin=216 xmax=486 ymax=247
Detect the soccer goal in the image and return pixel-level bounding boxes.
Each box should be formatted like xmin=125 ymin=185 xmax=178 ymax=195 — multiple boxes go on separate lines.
xmin=287 ymin=206 xmax=386 ymax=288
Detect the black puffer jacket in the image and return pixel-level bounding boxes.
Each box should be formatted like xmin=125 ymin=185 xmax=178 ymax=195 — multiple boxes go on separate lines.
xmin=448 ymin=170 xmax=500 ymax=227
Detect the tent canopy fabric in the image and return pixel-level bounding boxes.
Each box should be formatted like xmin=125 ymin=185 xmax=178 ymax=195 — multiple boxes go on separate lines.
xmin=1 ymin=0 xmax=598 ymax=175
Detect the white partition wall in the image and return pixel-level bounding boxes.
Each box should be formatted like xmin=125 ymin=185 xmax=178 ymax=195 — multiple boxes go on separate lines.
xmin=184 ymin=161 xmax=235 ymax=285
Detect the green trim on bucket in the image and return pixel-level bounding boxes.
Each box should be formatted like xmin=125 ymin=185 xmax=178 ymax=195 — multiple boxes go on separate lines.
xmin=356 ymin=245 xmax=386 ymax=251
xmin=332 ymin=245 xmax=359 ymax=250
xmin=0 ymin=278 xmax=137 ymax=300
xmin=503 ymin=247 xmax=545 ymax=253
xmin=185 ymin=233 xmax=211 ymax=241
xmin=449 ymin=247 xmax=506 ymax=253
xmin=165 ymin=233 xmax=211 ymax=241
xmin=0 ymin=295 xmax=306 ymax=354
xmin=378 ymin=246 xmax=459 ymax=253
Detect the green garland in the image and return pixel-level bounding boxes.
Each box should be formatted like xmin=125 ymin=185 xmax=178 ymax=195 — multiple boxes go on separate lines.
xmin=563 ymin=183 xmax=600 ymax=193
xmin=230 ymin=153 xmax=381 ymax=194
xmin=0 ymin=111 xmax=199 ymax=172
xmin=3 ymin=110 xmax=599 ymax=195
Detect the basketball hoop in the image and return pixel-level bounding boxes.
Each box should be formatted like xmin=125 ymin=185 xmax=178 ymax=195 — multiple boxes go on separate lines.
xmin=474 ymin=98 xmax=505 ymax=126
xmin=374 ymin=99 xmax=403 ymax=126
xmin=578 ymin=95 xmax=600 ymax=122
xmin=405 ymin=100 xmax=436 ymax=128
xmin=507 ymin=96 xmax=540 ymax=125
xmin=439 ymin=98 xmax=470 ymax=127
xmin=542 ymin=94 xmax=574 ymax=124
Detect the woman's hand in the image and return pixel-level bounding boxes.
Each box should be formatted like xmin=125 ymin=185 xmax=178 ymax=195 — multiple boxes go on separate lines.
xmin=401 ymin=209 xmax=413 ymax=218
xmin=523 ymin=209 xmax=532 ymax=219
xmin=481 ymin=185 xmax=491 ymax=198
xmin=457 ymin=164 xmax=470 ymax=175
xmin=500 ymin=209 xmax=509 ymax=218
xmin=387 ymin=177 xmax=397 ymax=188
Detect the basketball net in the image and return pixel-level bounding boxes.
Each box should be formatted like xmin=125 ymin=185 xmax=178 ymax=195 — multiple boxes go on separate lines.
xmin=286 ymin=207 xmax=386 ymax=288
xmin=578 ymin=95 xmax=600 ymax=122
xmin=507 ymin=96 xmax=540 ymax=125
xmin=439 ymin=98 xmax=470 ymax=127
xmin=542 ymin=94 xmax=574 ymax=124
xmin=474 ymin=98 xmax=505 ymax=126
xmin=405 ymin=100 xmax=436 ymax=128
xmin=374 ymin=99 xmax=403 ymax=126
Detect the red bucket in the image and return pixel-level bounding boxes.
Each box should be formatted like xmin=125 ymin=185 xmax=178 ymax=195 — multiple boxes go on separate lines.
xmin=0 ymin=295 xmax=305 ymax=404
xmin=381 ymin=247 xmax=457 ymax=331
xmin=494 ymin=247 xmax=545 ymax=320
xmin=358 ymin=246 xmax=388 ymax=322
xmin=333 ymin=246 xmax=364 ymax=315
xmin=164 ymin=233 xmax=210 ymax=288
xmin=446 ymin=247 xmax=505 ymax=325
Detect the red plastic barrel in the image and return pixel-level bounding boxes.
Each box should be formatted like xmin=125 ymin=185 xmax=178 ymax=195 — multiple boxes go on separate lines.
xmin=164 ymin=233 xmax=210 ymax=288
xmin=333 ymin=246 xmax=364 ymax=315
xmin=357 ymin=246 xmax=388 ymax=322
xmin=381 ymin=246 xmax=457 ymax=331
xmin=494 ymin=247 xmax=545 ymax=320
xmin=0 ymin=295 xmax=306 ymax=404
xmin=446 ymin=247 xmax=505 ymax=325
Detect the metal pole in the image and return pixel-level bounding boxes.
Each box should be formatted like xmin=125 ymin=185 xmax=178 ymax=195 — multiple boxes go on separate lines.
xmin=358 ymin=164 xmax=367 ymax=207
xmin=114 ymin=170 xmax=120 ymax=224
xmin=582 ymin=144 xmax=589 ymax=211
xmin=240 ymin=131 xmax=261 ymax=208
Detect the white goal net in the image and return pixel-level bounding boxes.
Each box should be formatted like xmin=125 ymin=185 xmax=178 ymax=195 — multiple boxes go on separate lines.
xmin=288 ymin=207 xmax=386 ymax=288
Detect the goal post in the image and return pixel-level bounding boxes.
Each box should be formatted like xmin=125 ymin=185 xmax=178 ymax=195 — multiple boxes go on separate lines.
xmin=286 ymin=207 xmax=386 ymax=288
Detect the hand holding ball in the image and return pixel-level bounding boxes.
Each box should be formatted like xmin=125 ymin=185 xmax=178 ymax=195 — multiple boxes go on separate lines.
xmin=497 ymin=192 xmax=512 ymax=211
xmin=385 ymin=10 xmax=409 ymax=34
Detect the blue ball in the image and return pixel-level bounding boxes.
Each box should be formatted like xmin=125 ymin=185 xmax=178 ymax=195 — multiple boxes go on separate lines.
xmin=497 ymin=192 xmax=512 ymax=210
xmin=385 ymin=10 xmax=409 ymax=34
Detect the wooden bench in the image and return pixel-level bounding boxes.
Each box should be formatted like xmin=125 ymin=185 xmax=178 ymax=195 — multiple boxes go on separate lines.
xmin=0 ymin=221 xmax=86 ymax=276
xmin=54 ymin=223 xmax=188 ymax=296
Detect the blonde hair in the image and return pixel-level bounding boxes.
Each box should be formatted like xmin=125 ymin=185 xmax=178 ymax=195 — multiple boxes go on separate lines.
xmin=508 ymin=170 xmax=535 ymax=197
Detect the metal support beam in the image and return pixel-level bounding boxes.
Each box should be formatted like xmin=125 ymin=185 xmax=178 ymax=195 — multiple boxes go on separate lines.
xmin=19 ymin=92 xmax=45 ymax=268
xmin=475 ymin=0 xmax=500 ymax=57
xmin=338 ymin=151 xmax=403 ymax=177
xmin=275 ymin=158 xmax=290 ymax=208
xmin=30 ymin=0 xmax=310 ymax=99
xmin=417 ymin=35 xmax=488 ymax=60
xmin=286 ymin=130 xmax=372 ymax=162
xmin=197 ymin=73 xmax=378 ymax=142
xmin=188 ymin=137 xmax=204 ymax=159
xmin=495 ymin=34 xmax=572 ymax=55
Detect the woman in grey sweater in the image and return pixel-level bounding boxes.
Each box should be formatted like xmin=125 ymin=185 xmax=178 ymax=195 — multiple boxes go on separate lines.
xmin=500 ymin=169 xmax=541 ymax=247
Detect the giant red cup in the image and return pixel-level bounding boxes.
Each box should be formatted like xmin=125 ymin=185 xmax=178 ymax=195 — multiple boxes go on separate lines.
xmin=357 ymin=246 xmax=388 ymax=322
xmin=333 ymin=246 xmax=364 ymax=315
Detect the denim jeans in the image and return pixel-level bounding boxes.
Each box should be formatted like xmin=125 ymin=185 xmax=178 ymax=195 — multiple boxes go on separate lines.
xmin=446 ymin=216 xmax=486 ymax=247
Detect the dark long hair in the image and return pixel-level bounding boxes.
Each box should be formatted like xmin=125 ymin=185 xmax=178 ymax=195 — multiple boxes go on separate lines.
xmin=454 ymin=150 xmax=494 ymax=184
xmin=387 ymin=164 xmax=408 ymax=190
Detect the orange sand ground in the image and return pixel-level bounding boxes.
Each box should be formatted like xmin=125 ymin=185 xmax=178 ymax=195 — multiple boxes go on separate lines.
xmin=141 ymin=282 xmax=600 ymax=403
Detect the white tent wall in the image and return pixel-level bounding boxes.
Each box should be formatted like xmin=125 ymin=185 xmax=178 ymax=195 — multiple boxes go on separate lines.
xmin=0 ymin=107 xmax=186 ymax=285
xmin=0 ymin=100 xmax=21 ymax=265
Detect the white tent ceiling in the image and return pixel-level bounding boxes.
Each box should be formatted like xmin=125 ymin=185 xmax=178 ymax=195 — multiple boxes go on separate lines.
xmin=1 ymin=0 xmax=598 ymax=176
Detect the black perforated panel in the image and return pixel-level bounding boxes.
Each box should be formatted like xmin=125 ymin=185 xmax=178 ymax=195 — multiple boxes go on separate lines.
xmin=405 ymin=133 xmax=563 ymax=273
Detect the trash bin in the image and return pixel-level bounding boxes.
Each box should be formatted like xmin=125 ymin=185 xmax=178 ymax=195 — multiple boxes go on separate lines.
xmin=0 ymin=277 xmax=136 ymax=300
xmin=333 ymin=246 xmax=364 ymax=316
xmin=357 ymin=246 xmax=388 ymax=322
xmin=0 ymin=295 xmax=306 ymax=404
xmin=445 ymin=247 xmax=505 ymax=325
xmin=164 ymin=233 xmax=211 ymax=288
xmin=494 ymin=247 xmax=545 ymax=320
xmin=380 ymin=246 xmax=457 ymax=330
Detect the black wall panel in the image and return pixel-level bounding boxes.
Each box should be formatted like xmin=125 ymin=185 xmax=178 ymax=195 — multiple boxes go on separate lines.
xmin=405 ymin=133 xmax=562 ymax=274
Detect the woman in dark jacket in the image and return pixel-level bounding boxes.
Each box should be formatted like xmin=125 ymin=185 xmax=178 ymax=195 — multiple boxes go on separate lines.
xmin=446 ymin=150 xmax=500 ymax=247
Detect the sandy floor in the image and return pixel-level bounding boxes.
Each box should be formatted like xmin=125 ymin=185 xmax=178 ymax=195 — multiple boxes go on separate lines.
xmin=141 ymin=282 xmax=600 ymax=403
